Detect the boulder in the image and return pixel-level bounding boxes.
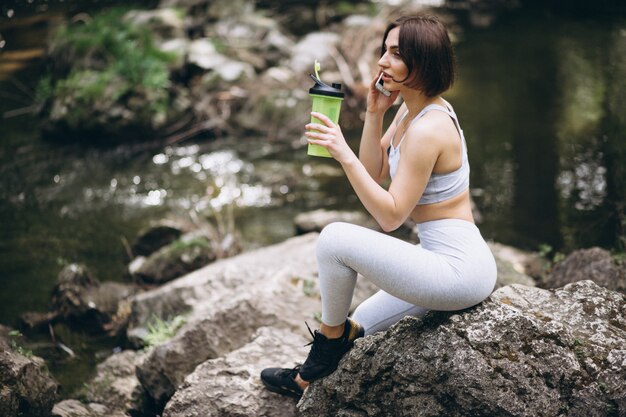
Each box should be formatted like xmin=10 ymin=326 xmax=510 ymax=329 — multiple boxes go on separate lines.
xmin=51 ymin=264 xmax=139 ymax=331
xmin=79 ymin=349 xmax=151 ymax=416
xmin=541 ymin=247 xmax=626 ymax=294
xmin=209 ymin=14 xmax=294 ymax=70
xmin=130 ymin=233 xmax=322 ymax=408
xmin=162 ymin=327 xmax=307 ymax=417
xmin=131 ymin=219 xmax=188 ymax=257
xmin=187 ymin=38 xmax=256 ymax=84
xmin=488 ymin=241 xmax=538 ymax=288
xmin=51 ymin=400 xmax=116 ymax=417
xmin=288 ymin=32 xmax=340 ymax=74
xmin=130 ymin=233 xmax=218 ymax=284
xmin=299 ymin=280 xmax=626 ymax=417
xmin=127 ymin=233 xmax=377 ymax=410
xmin=0 ymin=325 xmax=59 ymax=417
xmin=294 ymin=209 xmax=380 ymax=234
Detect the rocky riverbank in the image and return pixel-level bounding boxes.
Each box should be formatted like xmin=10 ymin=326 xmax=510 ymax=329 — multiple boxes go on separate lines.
xmin=3 ymin=207 xmax=625 ymax=416
xmin=35 ymin=0 xmax=379 ymax=144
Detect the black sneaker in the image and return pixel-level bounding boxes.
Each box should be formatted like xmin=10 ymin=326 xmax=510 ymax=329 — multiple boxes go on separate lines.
xmin=298 ymin=318 xmax=364 ymax=382
xmin=260 ymin=365 xmax=304 ymax=399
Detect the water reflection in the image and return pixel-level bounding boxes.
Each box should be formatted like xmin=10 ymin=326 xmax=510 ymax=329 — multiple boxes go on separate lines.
xmin=454 ymin=9 xmax=625 ymax=251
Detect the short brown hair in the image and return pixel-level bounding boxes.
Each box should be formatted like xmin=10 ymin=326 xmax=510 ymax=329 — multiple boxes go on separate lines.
xmin=381 ymin=14 xmax=456 ymax=97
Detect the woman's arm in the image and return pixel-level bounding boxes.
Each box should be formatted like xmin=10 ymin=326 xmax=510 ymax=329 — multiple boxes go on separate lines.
xmin=305 ymin=113 xmax=441 ymax=232
xmin=359 ymin=103 xmax=406 ymax=183
xmin=358 ymin=74 xmax=403 ymax=183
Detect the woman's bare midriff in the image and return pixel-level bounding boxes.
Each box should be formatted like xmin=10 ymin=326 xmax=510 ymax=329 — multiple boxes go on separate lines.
xmin=411 ymin=188 xmax=474 ymax=224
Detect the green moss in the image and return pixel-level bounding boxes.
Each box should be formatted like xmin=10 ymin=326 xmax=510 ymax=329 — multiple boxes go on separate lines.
xmin=37 ymin=7 xmax=176 ymax=130
xmin=8 ymin=331 xmax=34 ymax=358
xmin=170 ymin=236 xmax=211 ymax=252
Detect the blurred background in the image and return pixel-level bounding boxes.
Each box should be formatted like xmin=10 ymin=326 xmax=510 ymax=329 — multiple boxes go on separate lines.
xmin=1 ymin=0 xmax=625 ymax=397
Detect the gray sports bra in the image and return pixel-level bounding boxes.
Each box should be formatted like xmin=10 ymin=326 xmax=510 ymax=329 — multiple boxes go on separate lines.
xmin=387 ymin=100 xmax=469 ymax=205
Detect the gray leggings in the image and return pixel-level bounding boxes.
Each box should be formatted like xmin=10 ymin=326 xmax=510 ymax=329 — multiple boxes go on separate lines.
xmin=316 ymin=220 xmax=497 ymax=335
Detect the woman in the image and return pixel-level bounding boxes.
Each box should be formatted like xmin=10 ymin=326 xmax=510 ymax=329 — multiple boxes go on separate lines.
xmin=261 ymin=14 xmax=497 ymax=398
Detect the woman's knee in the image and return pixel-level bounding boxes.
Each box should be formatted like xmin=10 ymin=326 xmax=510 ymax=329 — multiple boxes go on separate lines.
xmin=316 ymin=222 xmax=353 ymax=259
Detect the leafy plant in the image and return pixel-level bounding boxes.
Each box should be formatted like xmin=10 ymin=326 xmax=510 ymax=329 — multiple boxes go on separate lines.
xmin=8 ymin=330 xmax=33 ymax=358
xmin=141 ymin=314 xmax=188 ymax=347
xmin=36 ymin=7 xmax=175 ymax=129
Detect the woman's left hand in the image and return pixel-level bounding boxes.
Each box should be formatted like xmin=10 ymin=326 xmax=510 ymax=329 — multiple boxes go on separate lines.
xmin=305 ymin=112 xmax=356 ymax=164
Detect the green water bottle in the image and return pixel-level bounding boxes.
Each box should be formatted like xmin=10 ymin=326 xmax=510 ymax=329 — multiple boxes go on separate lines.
xmin=308 ymin=71 xmax=344 ymax=158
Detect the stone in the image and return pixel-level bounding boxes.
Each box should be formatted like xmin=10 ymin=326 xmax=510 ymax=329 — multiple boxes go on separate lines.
xmin=124 ymin=8 xmax=186 ymax=40
xmin=541 ymin=247 xmax=626 ymax=294
xmin=132 ymin=219 xmax=187 ymax=257
xmin=79 ymin=349 xmax=150 ymax=416
xmin=298 ymin=280 xmax=626 ymax=417
xmin=294 ymin=209 xmax=380 ymax=234
xmin=51 ymin=264 xmax=139 ymax=331
xmin=131 ymin=233 xmax=321 ymax=408
xmin=0 ymin=325 xmax=59 ymax=417
xmin=51 ymin=399 xmax=126 ymax=417
xmin=201 ymin=60 xmax=255 ymax=85
xmin=187 ymin=39 xmax=225 ymax=70
xmin=288 ymin=32 xmax=340 ymax=74
xmin=130 ymin=233 xmax=217 ymax=284
xmin=127 ymin=233 xmax=376 ymax=410
xmin=18 ymin=310 xmax=59 ymax=330
xmin=158 ymin=38 xmax=189 ymax=70
xmin=126 ymin=233 xmax=318 ymax=342
xmin=488 ymin=241 xmax=538 ymax=288
xmin=162 ymin=327 xmax=307 ymax=417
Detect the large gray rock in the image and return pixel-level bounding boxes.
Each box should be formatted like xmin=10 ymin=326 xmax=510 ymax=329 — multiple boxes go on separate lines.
xmin=541 ymin=247 xmax=626 ymax=294
xmin=163 ymin=326 xmax=307 ymax=417
xmin=134 ymin=293 xmax=313 ymax=408
xmin=299 ymin=280 xmax=626 ymax=417
xmin=0 ymin=325 xmax=59 ymax=417
xmin=80 ymin=349 xmax=150 ymax=416
xmin=128 ymin=233 xmax=322 ymax=407
xmin=128 ymin=232 xmax=377 ymax=409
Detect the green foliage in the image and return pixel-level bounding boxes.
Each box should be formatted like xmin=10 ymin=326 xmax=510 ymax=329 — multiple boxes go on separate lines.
xmin=8 ymin=331 xmax=33 ymax=358
xmin=537 ymin=243 xmax=565 ymax=265
xmin=302 ymin=278 xmax=317 ymax=297
xmin=170 ymin=236 xmax=211 ymax=252
xmin=537 ymin=244 xmax=553 ymax=258
xmin=37 ymin=7 xmax=175 ymax=128
xmin=313 ymin=311 xmax=322 ymax=323
xmin=141 ymin=314 xmax=187 ymax=347
xmin=612 ymin=251 xmax=626 ymax=265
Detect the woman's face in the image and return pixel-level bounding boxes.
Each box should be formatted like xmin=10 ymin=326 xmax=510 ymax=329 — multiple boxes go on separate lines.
xmin=378 ymin=27 xmax=409 ymax=90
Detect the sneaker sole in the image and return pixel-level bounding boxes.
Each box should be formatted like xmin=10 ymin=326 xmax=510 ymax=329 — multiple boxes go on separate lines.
xmin=261 ymin=379 xmax=303 ymax=399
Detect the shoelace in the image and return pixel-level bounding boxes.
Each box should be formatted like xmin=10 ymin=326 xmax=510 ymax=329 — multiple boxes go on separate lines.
xmin=278 ymin=364 xmax=301 ymax=379
xmin=304 ymin=321 xmax=336 ymax=364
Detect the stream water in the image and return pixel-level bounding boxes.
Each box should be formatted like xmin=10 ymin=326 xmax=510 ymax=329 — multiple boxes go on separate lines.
xmin=1 ymin=1 xmax=625 ymax=397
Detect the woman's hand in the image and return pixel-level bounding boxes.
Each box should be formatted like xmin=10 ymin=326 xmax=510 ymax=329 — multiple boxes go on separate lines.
xmin=366 ymin=71 xmax=400 ymax=115
xmin=305 ymin=112 xmax=356 ymax=165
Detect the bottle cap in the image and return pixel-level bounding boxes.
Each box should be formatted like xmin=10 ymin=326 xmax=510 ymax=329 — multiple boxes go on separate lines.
xmin=309 ymin=74 xmax=344 ymax=98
